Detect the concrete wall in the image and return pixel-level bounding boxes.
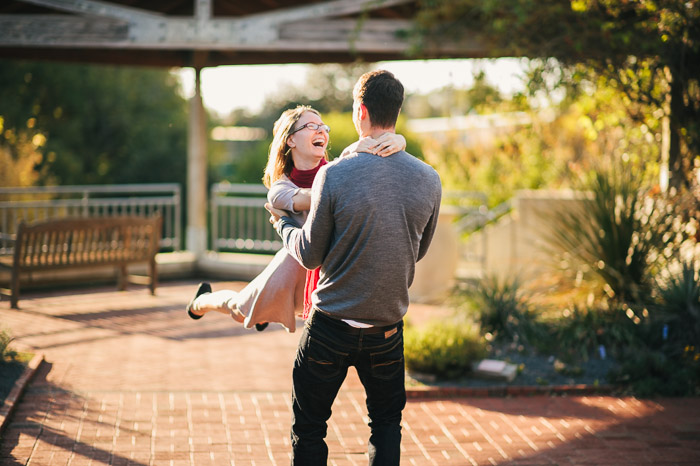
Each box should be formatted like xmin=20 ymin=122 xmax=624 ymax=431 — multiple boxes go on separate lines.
xmin=410 ymin=209 xmax=461 ymax=303
xmin=462 ymin=190 xmax=588 ymax=281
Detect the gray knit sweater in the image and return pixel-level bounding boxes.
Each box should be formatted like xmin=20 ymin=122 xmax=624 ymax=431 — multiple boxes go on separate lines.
xmin=277 ymin=149 xmax=442 ymax=326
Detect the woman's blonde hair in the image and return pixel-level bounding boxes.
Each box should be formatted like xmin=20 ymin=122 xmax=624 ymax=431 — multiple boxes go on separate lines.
xmin=262 ymin=105 xmax=325 ymax=188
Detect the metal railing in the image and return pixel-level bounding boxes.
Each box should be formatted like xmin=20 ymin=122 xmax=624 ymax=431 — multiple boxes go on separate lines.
xmin=441 ymin=190 xmax=510 ymax=274
xmin=443 ymin=191 xmax=511 ymax=235
xmin=0 ymin=184 xmax=181 ymax=255
xmin=210 ymin=183 xmax=281 ymax=253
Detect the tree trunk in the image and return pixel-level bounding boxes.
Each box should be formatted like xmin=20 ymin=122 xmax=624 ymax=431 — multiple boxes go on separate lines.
xmin=667 ymin=68 xmax=685 ymax=192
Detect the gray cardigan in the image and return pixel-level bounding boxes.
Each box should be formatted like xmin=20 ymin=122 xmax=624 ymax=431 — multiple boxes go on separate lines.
xmin=277 ymin=149 xmax=442 ymax=326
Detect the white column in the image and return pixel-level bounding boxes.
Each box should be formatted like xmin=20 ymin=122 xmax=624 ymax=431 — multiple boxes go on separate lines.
xmin=186 ymin=66 xmax=208 ymax=256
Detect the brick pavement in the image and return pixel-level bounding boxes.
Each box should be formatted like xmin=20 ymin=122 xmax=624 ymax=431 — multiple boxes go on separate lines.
xmin=1 ymin=280 xmax=699 ymax=465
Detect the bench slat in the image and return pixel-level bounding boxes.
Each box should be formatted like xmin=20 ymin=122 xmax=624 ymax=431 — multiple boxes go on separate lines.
xmin=3 ymin=215 xmax=161 ymax=308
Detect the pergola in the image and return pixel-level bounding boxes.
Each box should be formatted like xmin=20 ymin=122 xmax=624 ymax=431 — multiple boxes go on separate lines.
xmin=0 ymin=0 xmax=488 ymax=257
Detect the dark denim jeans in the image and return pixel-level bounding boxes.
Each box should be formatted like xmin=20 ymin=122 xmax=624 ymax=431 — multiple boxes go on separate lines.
xmin=291 ymin=311 xmax=406 ymax=466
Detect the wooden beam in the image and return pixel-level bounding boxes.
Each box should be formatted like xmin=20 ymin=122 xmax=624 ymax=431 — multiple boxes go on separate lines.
xmin=0 ymin=15 xmax=128 ymax=46
xmin=281 ymin=19 xmax=413 ymax=40
xmin=18 ymin=0 xmax=411 ymax=23
xmin=1 ymin=0 xmax=484 ymax=57
xmin=0 ymin=16 xmax=417 ymax=52
xmin=279 ymin=19 xmax=411 ymax=52
xmin=0 ymin=47 xmax=430 ymax=68
xmin=240 ymin=0 xmax=413 ymax=24
xmin=195 ymin=0 xmax=211 ymax=22
xmin=1 ymin=1 xmax=415 ymax=50
xmin=17 ymin=0 xmax=164 ymax=21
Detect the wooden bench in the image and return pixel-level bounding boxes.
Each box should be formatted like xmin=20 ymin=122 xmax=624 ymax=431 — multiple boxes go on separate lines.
xmin=0 ymin=215 xmax=162 ymax=309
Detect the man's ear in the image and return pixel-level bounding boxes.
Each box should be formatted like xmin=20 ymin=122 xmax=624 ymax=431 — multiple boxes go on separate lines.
xmin=359 ymin=103 xmax=369 ymax=121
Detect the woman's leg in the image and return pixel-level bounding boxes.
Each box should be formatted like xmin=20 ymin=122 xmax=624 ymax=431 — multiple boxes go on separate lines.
xmin=187 ymin=284 xmax=245 ymax=322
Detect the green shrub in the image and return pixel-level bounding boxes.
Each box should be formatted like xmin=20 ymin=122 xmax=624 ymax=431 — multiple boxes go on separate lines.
xmin=654 ymin=260 xmax=700 ymax=354
xmin=461 ymin=275 xmax=546 ymax=346
xmin=609 ymin=345 xmax=700 ymax=397
xmin=553 ymin=306 xmax=605 ymax=362
xmin=0 ymin=329 xmax=18 ymax=363
xmin=404 ymin=319 xmax=488 ymax=379
xmin=603 ymin=260 xmax=700 ymax=397
xmin=552 ymin=304 xmax=641 ymax=362
xmin=545 ymin=162 xmax=687 ymax=305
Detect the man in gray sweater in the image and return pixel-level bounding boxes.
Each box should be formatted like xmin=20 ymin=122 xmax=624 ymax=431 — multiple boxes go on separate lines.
xmin=266 ymin=70 xmax=442 ymax=466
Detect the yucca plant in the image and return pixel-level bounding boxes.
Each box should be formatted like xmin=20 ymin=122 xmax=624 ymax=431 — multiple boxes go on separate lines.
xmin=546 ymin=162 xmax=686 ymax=306
xmin=606 ymin=260 xmax=700 ymax=396
xmin=654 ymin=260 xmax=700 ymax=355
xmin=462 ymin=274 xmax=545 ymax=345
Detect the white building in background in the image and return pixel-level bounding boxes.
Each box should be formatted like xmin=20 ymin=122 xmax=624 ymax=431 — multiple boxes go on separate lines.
xmin=406 ymin=110 xmax=555 ymax=147
xmin=211 ymin=126 xmax=267 ymax=143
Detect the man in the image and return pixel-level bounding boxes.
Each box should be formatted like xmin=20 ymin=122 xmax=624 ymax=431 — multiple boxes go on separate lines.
xmin=265 ymin=70 xmax=442 ymax=465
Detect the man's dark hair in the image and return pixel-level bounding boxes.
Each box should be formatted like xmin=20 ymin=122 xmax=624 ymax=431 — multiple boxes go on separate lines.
xmin=353 ymin=70 xmax=404 ymax=128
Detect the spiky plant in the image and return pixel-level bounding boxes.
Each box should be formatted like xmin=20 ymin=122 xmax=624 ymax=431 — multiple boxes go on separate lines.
xmin=655 ymin=260 xmax=700 ymax=354
xmin=546 ymin=162 xmax=685 ymax=306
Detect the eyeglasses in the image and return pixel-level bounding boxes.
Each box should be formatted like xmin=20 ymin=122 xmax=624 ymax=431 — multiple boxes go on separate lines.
xmin=289 ymin=122 xmax=331 ymax=135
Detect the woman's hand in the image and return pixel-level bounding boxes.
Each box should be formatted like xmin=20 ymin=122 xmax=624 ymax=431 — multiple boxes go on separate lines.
xmin=265 ymin=203 xmax=285 ymax=228
xmin=356 ymin=133 xmax=407 ymax=158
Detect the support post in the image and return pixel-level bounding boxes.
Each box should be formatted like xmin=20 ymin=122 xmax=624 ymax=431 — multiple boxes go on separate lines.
xmin=186 ymin=63 xmax=208 ymax=257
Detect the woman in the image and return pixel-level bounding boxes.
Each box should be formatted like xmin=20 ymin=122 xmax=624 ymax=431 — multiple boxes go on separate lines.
xmin=186 ymin=105 xmax=406 ymax=332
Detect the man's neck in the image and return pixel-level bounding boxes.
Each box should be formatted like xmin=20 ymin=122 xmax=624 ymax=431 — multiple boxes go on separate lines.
xmin=362 ymin=127 xmax=396 ymax=139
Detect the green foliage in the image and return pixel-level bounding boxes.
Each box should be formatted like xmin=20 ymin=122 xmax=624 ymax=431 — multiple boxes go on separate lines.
xmin=534 ymin=158 xmax=697 ymax=395
xmin=0 ymin=60 xmax=188 ymax=186
xmin=325 ymin=112 xmax=424 ymax=160
xmin=324 ymin=112 xmax=363 ymax=158
xmin=0 ymin=329 xmax=17 ymax=363
xmin=413 ymin=0 xmax=698 ymax=70
xmin=551 ymin=305 xmax=639 ymax=362
xmin=609 ymin=345 xmax=700 ymax=397
xmin=546 ymin=162 xmax=688 ymax=304
xmin=421 ymin=65 xmax=665 ymax=206
xmin=404 ymin=319 xmax=487 ymax=379
xmin=223 ymin=139 xmax=272 ymax=184
xmin=654 ymin=260 xmax=700 ymax=356
xmin=412 ymin=1 xmax=700 ymax=188
xmin=460 ymin=275 xmax=545 ymax=345
xmin=604 ymin=260 xmax=700 ymax=396
xmin=403 ymin=70 xmax=516 ymax=119
xmin=552 ymin=306 xmax=606 ymax=362
xmin=0 ymin=123 xmax=50 ymax=188
xmin=421 ymin=116 xmax=568 ymax=206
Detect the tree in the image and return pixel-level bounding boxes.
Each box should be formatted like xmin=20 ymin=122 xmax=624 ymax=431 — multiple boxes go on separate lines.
xmin=412 ymin=0 xmax=699 ymax=191
xmin=0 ymin=60 xmax=189 ymax=186
xmin=0 ymin=123 xmax=49 ymax=188
xmin=403 ymin=71 xmax=510 ymax=119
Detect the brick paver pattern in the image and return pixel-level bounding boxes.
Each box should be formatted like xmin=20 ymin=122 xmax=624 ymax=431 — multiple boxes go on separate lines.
xmin=1 ymin=281 xmax=699 ymax=465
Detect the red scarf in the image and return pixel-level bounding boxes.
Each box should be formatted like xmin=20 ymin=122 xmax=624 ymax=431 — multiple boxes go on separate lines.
xmin=289 ymin=158 xmax=327 ymax=188
xmin=288 ymin=158 xmax=326 ymax=318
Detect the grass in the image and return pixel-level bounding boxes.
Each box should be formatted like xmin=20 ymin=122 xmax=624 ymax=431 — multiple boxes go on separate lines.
xmin=1 ymin=328 xmax=34 ymax=404
xmin=0 ymin=351 xmax=34 ymax=404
